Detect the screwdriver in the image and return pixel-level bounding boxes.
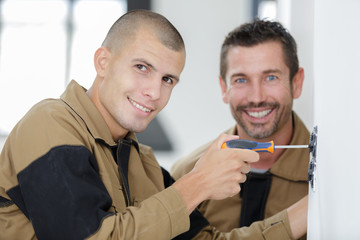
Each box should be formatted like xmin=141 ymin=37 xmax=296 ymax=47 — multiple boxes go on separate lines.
xmin=221 ymin=139 xmax=309 ymax=153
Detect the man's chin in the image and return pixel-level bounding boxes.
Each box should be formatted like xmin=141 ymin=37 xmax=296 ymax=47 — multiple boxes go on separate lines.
xmin=133 ymin=126 xmax=148 ymax=133
xmin=243 ymin=124 xmax=276 ymax=139
xmin=249 ymin=132 xmax=272 ymax=139
xmin=125 ymin=122 xmax=149 ymax=134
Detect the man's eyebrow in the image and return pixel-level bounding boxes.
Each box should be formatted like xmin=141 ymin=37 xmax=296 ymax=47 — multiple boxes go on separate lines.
xmin=133 ymin=58 xmax=156 ymax=71
xmin=230 ymin=72 xmax=247 ymax=79
xmin=133 ymin=58 xmax=180 ymax=82
xmin=263 ymin=69 xmax=282 ymax=74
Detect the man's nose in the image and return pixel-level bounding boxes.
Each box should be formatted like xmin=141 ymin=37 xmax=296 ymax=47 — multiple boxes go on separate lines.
xmin=142 ymin=77 xmax=161 ymax=100
xmin=248 ymin=82 xmax=265 ymax=103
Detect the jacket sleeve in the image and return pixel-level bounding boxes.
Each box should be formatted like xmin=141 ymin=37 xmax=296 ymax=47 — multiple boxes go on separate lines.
xmin=193 ymin=209 xmax=295 ymax=240
xmin=3 ymin=143 xmax=190 ymax=240
xmin=161 ymin=167 xmax=210 ymax=240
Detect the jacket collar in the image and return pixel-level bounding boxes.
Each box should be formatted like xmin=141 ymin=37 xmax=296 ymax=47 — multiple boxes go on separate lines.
xmin=60 ymin=80 xmax=138 ymax=147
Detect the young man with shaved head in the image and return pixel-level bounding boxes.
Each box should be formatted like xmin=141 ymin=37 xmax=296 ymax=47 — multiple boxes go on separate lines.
xmin=172 ymin=19 xmax=309 ymax=239
xmin=0 ymin=11 xmax=306 ymax=239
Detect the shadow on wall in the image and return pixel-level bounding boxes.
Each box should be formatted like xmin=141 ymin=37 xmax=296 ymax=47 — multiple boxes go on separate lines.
xmin=136 ymin=116 xmax=173 ymax=152
xmin=0 ymin=134 xmax=6 ymax=151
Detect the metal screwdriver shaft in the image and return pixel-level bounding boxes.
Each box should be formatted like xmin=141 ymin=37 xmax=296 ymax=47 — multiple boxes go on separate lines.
xmin=275 ymin=145 xmax=309 ymax=149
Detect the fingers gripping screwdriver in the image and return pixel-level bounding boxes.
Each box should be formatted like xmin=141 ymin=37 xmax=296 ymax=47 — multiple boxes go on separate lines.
xmin=221 ymin=139 xmax=309 ymax=153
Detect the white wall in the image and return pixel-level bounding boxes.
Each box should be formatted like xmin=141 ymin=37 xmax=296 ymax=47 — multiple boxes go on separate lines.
xmin=286 ymin=0 xmax=314 ymax=132
xmin=308 ymin=0 xmax=360 ymax=239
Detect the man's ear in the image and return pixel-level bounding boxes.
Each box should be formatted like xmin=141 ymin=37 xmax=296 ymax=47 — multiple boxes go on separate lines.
xmin=219 ymin=76 xmax=229 ymax=104
xmin=292 ymin=67 xmax=304 ymax=99
xmin=94 ymin=47 xmax=110 ymax=77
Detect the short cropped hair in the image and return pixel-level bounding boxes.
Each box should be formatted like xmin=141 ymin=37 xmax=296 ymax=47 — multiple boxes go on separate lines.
xmin=220 ymin=19 xmax=299 ymax=82
xmin=102 ymin=9 xmax=185 ymax=53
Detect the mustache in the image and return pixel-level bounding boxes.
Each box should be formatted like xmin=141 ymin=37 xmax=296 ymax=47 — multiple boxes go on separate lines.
xmin=236 ymin=102 xmax=279 ymax=111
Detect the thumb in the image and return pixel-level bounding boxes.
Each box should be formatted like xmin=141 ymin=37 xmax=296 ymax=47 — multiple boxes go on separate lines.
xmin=209 ymin=133 xmax=240 ymax=151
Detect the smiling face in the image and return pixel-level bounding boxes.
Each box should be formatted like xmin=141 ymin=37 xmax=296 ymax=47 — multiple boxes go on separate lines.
xmin=91 ymin=29 xmax=185 ymax=140
xmin=220 ymin=41 xmax=303 ymax=140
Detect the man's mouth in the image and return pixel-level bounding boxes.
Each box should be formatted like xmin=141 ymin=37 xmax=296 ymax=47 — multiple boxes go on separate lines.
xmin=129 ymin=98 xmax=151 ymax=113
xmin=245 ymin=109 xmax=272 ymax=118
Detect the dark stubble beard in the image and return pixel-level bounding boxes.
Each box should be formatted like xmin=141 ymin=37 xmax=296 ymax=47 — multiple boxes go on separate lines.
xmin=232 ymin=102 xmax=291 ymax=139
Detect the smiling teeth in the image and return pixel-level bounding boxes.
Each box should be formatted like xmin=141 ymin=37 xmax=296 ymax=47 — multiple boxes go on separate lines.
xmin=130 ymin=99 xmax=151 ymax=112
xmin=247 ymin=109 xmax=271 ymax=118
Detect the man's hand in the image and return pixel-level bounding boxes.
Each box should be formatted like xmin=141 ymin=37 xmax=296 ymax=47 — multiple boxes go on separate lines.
xmin=287 ymin=195 xmax=308 ymax=239
xmin=173 ymin=134 xmax=259 ymax=213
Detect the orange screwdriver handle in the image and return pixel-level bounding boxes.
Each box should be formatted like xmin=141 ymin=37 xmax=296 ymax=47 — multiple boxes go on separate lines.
xmin=221 ymin=139 xmax=274 ymax=153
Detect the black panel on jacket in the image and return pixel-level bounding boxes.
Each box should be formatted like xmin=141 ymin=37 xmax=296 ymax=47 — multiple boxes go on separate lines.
xmin=7 ymin=145 xmax=114 ymax=240
xmin=239 ymin=171 xmax=272 ymax=227
xmin=161 ymin=167 xmax=210 ymax=240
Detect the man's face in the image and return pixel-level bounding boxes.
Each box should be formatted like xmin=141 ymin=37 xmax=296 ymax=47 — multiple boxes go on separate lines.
xmin=95 ymin=30 xmax=185 ymax=138
xmin=220 ymin=41 xmax=302 ymax=139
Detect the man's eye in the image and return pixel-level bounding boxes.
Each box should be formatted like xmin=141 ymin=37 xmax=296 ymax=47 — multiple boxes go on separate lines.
xmin=235 ymin=78 xmax=247 ymax=84
xmin=136 ymin=64 xmax=147 ymax=72
xmin=266 ymin=75 xmax=277 ymax=81
xmin=162 ymin=77 xmax=173 ymax=84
